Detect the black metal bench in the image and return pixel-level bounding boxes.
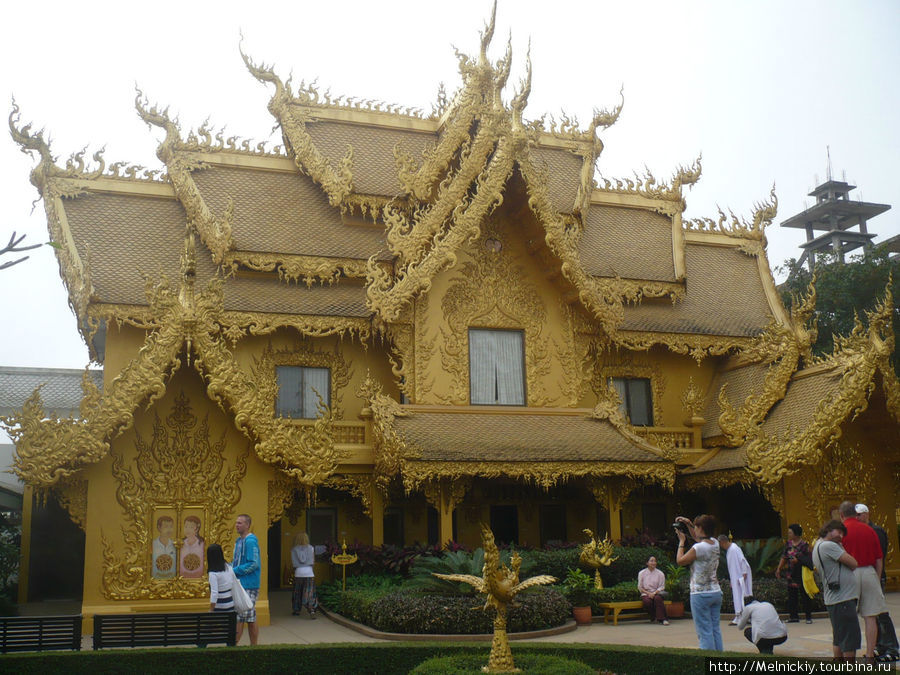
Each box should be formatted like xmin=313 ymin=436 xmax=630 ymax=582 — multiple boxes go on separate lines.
xmin=0 ymin=614 xmax=83 ymax=653
xmin=93 ymin=611 xmax=236 ymax=649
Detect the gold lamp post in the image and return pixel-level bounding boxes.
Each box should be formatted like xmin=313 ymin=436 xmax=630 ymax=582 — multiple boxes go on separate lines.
xmin=579 ymin=529 xmax=618 ymax=589
xmin=433 ymin=523 xmax=556 ymax=673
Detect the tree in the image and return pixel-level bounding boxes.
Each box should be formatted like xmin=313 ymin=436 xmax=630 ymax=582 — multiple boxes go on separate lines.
xmin=0 ymin=231 xmax=41 ymax=270
xmin=778 ymin=246 xmax=900 ymax=373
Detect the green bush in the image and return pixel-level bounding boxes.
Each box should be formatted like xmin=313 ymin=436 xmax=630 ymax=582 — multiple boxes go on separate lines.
xmin=520 ymin=548 xmax=581 ymax=581
xmin=591 ymin=580 xmax=640 ymax=605
xmin=406 ymin=548 xmax=534 ymax=595
xmin=716 ymin=577 xmax=825 ymax=615
xmin=410 ymin=653 xmax=595 ymax=674
xmin=318 ymin=574 xmax=400 ymax=624
xmin=366 ymin=587 xmax=569 ymax=634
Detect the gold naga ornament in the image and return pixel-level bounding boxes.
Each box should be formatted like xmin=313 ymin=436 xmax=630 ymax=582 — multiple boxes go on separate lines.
xmin=579 ymin=528 xmax=619 ymax=589
xmin=433 ymin=523 xmax=556 ymax=673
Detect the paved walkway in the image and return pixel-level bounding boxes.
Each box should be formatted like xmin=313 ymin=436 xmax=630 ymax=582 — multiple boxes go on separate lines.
xmin=20 ymin=589 xmax=900 ymax=659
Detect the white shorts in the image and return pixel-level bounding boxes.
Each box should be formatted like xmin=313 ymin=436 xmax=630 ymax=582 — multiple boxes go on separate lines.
xmin=855 ymin=566 xmax=887 ymax=617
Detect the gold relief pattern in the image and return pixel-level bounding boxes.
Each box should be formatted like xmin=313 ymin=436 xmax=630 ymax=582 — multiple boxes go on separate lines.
xmin=52 ymin=479 xmax=88 ymax=530
xmin=403 ymin=461 xmax=674 ymax=492
xmin=135 ymin=93 xmax=235 ymax=265
xmin=596 ymin=158 xmax=703 ymax=214
xmin=680 ymin=377 xmax=705 ymax=421
xmin=358 ymin=376 xmax=417 ymax=488
xmin=264 ymin=339 xmax=352 ymax=420
xmin=227 ymin=252 xmax=371 ymax=286
xmin=555 ymin=305 xmax=596 ymax=407
xmin=439 ymin=226 xmax=551 ymax=406
xmin=324 ymin=474 xmax=375 ymax=517
xmin=385 ymin=322 xmax=415 ymax=402
xmin=759 ymin=482 xmax=785 ymax=518
xmin=746 ymin=289 xmax=899 ymax=483
xmin=419 ymin=478 xmax=472 ymax=513
xmin=268 ymin=474 xmax=295 ymax=526
xmin=413 ymin=295 xmax=438 ymax=405
xmin=677 ymin=468 xmax=751 ymax=493
xmin=797 ymin=442 xmax=876 ymax=543
xmin=102 ymin=393 xmax=249 ymax=599
xmin=588 ymin=477 xmax=641 ymax=510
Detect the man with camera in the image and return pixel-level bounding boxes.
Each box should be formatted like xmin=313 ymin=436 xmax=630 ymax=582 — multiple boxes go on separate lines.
xmin=812 ymin=520 xmax=860 ymax=661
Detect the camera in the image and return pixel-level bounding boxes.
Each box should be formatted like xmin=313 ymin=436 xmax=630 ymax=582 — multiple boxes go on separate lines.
xmin=827 ymin=582 xmax=840 ymax=592
xmin=672 ymin=521 xmax=690 ymax=535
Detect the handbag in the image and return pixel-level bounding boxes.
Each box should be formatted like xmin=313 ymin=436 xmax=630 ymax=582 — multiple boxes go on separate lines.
xmin=229 ymin=564 xmax=253 ymax=613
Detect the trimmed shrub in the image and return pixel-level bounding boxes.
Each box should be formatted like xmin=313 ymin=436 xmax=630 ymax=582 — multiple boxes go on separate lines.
xmin=520 ymin=548 xmax=581 ymax=582
xmin=410 ymin=653 xmax=595 ymax=674
xmin=717 ymin=577 xmax=825 ymax=615
xmin=591 ymin=580 xmax=640 ymax=605
xmin=366 ymin=587 xmax=569 ymax=634
xmin=600 ymin=546 xmax=673 ymax=586
xmin=318 ymin=574 xmax=400 ymax=624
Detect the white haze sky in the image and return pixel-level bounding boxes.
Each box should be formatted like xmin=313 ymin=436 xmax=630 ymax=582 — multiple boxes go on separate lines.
xmin=1 ymin=0 xmax=898 ymax=370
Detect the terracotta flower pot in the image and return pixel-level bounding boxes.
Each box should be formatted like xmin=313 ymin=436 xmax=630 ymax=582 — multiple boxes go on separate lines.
xmin=666 ymin=601 xmax=685 ymax=618
xmin=572 ymin=605 xmax=592 ymax=625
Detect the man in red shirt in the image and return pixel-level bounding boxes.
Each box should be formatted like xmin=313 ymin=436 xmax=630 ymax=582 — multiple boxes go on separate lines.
xmin=840 ymin=500 xmax=888 ymax=660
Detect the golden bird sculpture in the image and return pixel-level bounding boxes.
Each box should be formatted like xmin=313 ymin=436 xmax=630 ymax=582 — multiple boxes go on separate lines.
xmin=579 ymin=528 xmax=619 ymax=589
xmin=433 ymin=523 xmax=556 ymax=673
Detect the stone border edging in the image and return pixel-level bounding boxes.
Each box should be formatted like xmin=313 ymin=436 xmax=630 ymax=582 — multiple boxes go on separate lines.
xmin=319 ymin=607 xmax=578 ymax=642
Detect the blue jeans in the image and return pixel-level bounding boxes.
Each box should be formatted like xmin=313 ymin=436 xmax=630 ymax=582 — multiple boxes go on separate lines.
xmin=691 ymin=591 xmax=723 ymax=651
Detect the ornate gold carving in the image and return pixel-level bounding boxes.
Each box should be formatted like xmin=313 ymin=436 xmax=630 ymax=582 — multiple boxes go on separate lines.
xmin=242 ymin=49 xmax=355 ymax=209
xmin=135 ymin=92 xmax=235 ymax=265
xmin=587 ymin=477 xmax=641 ymax=509
xmin=580 ymin=529 xmax=618 ymax=588
xmin=745 ymin=285 xmax=899 ymax=482
xmin=101 ymin=392 xmax=249 ymax=599
xmin=3 ymin=234 xmax=348 ymax=490
xmin=677 ymin=468 xmax=750 ymax=492
xmin=403 ymin=460 xmax=673 ymax=492
xmin=268 ymin=474 xmax=296 ymax=526
xmin=52 ymin=479 xmax=87 ymax=530
xmin=596 ymin=157 xmax=702 ymax=211
xmin=227 ymin=252 xmax=371 ymax=286
xmin=758 ymin=482 xmax=785 ymax=518
xmin=420 ymin=477 xmax=472 ymax=513
xmin=683 ymin=186 xmax=777 ymax=242
xmin=680 ymin=377 xmax=705 ymax=420
xmin=613 ymin=330 xmax=755 ymax=364
xmin=358 ymin=376 xmax=417 ymax=488
xmin=438 ymin=224 xmax=551 ymax=406
xmin=324 ymin=474 xmax=375 ymax=517
xmin=554 ymin=305 xmax=595 ymax=406
xmin=433 ymin=522 xmax=556 ymax=673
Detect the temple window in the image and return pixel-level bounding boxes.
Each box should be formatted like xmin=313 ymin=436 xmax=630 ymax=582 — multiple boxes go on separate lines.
xmin=276 ymin=365 xmax=331 ymax=419
xmin=609 ymin=377 xmax=653 ymax=426
xmin=306 ymin=507 xmax=337 ymax=547
xmin=468 ymin=328 xmax=526 ymax=405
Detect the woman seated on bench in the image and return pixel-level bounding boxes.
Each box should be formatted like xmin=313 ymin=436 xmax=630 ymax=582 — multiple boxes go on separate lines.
xmin=637 ymin=556 xmax=669 ymax=625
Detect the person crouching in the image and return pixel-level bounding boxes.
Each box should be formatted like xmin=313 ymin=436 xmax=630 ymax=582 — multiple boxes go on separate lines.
xmin=737 ymin=596 xmax=787 ymax=654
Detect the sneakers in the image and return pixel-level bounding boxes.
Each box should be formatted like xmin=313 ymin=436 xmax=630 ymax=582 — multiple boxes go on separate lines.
xmin=805 ymin=619 xmax=813 ymax=624
xmin=662 ymin=620 xmax=670 ymax=626
xmin=787 ymin=618 xmax=800 ymax=623
xmin=730 ymin=618 xmax=740 ymax=626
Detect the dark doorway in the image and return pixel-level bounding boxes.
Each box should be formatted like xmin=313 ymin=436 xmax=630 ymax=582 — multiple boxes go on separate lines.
xmin=539 ymin=504 xmax=567 ymax=546
xmin=426 ymin=507 xmax=458 ymax=546
xmin=383 ymin=508 xmax=404 ymax=547
xmin=489 ymin=505 xmax=519 ymax=546
xmin=641 ymin=502 xmax=668 ymax=537
xmin=27 ymin=493 xmax=84 ymax=601
xmin=267 ymin=519 xmax=281 ymax=590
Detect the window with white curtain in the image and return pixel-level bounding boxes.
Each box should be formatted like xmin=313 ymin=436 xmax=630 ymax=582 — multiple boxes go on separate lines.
xmin=469 ymin=328 xmax=525 ymax=405
xmin=609 ymin=377 xmax=653 ymax=426
xmin=276 ymin=366 xmax=331 ymax=418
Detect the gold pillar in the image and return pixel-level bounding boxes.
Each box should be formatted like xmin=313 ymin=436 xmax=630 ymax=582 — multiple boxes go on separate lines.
xmin=371 ymin=487 xmax=384 ymax=546
xmin=439 ymin=481 xmax=454 ymax=547
xmin=607 ymin=490 xmax=622 ymax=542
xmin=17 ymin=485 xmax=33 ymax=604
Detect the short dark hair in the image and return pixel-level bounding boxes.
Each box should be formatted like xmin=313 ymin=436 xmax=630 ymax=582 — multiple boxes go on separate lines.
xmin=819 ymin=519 xmax=846 ymax=539
xmin=743 ymin=596 xmax=756 ymax=605
xmin=694 ymin=514 xmax=717 ymax=538
xmin=787 ymin=523 xmax=802 ymax=537
xmin=838 ymin=501 xmax=856 ymax=518
xmin=207 ymin=543 xmax=226 ymax=572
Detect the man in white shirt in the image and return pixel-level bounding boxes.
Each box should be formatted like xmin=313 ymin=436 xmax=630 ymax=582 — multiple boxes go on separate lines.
xmin=737 ymin=597 xmax=788 ymax=654
xmin=718 ymin=535 xmax=753 ymax=624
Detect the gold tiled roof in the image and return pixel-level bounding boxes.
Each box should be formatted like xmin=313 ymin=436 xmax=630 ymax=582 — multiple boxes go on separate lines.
xmin=392 ymin=408 xmax=668 ymax=463
xmin=303 ymin=118 xmax=436 ymax=196
xmin=530 ymin=146 xmax=582 ymax=213
xmin=682 ymin=448 xmax=748 ymax=474
xmin=190 ymin=163 xmax=388 ymax=259
xmin=702 ymin=362 xmax=771 ymax=438
xmin=580 ymin=206 xmax=675 ymax=281
xmin=621 ymin=244 xmax=773 ymax=336
xmin=64 ymin=192 xmax=368 ymax=316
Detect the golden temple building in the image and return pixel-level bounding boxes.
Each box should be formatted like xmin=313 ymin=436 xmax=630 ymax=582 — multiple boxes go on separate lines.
xmin=6 ymin=11 xmax=899 ymax=628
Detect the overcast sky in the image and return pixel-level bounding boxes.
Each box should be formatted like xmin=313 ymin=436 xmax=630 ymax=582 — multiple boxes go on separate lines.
xmin=1 ymin=0 xmax=898 ymax=371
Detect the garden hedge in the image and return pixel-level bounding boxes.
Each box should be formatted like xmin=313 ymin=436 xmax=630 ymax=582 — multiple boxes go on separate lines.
xmin=2 ymin=641 xmax=815 ymax=675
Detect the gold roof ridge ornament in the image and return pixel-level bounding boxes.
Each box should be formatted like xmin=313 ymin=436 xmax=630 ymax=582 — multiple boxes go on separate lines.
xmin=433 ymin=522 xmax=556 ymax=673
xmin=134 ymin=89 xmax=236 ymax=265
